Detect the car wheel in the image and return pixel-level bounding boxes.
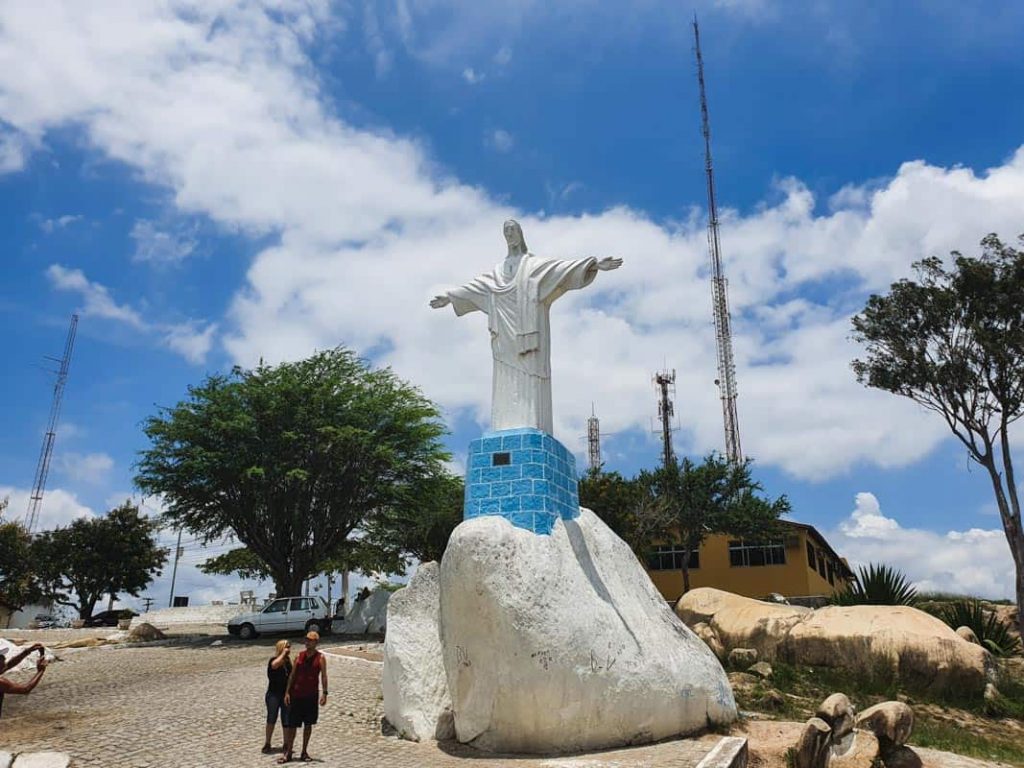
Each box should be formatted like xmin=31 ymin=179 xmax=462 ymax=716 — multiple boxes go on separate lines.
xmin=238 ymin=623 xmax=257 ymax=640
xmin=305 ymin=620 xmax=321 ymax=635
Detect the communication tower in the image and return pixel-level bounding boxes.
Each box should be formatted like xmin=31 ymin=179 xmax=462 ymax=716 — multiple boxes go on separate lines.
xmin=653 ymin=370 xmax=677 ymax=467
xmin=586 ymin=405 xmax=602 ymax=472
xmin=26 ymin=314 xmax=78 ymax=533
xmin=694 ymin=19 xmax=743 ymax=464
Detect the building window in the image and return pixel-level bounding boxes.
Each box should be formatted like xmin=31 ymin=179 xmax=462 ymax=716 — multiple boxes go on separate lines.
xmin=728 ymin=540 xmax=786 ymax=567
xmin=646 ymin=545 xmax=700 ymax=571
xmin=827 ymin=561 xmax=836 ymax=586
xmin=817 ymin=551 xmax=827 ymax=579
xmin=806 ymin=541 xmax=816 ymax=570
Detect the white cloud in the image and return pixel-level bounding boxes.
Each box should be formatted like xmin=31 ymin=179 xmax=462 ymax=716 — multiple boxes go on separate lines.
xmin=486 ymin=128 xmax=514 ymax=153
xmin=829 ymin=492 xmax=1016 ymax=599
xmin=3 ymin=2 xmax=1024 ymax=483
xmin=0 ymin=485 xmax=95 ymax=531
xmin=462 ymin=67 xmax=484 ymax=84
xmin=58 ymin=451 xmax=114 ymax=484
xmin=0 ymin=124 xmax=30 ymax=172
xmin=39 ymin=213 xmax=83 ymax=233
xmin=130 ymin=219 xmax=197 ymax=264
xmin=46 ymin=264 xmax=215 ymax=364
xmin=493 ymin=45 xmax=512 ymax=67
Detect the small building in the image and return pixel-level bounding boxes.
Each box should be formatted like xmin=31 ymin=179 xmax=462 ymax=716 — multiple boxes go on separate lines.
xmin=645 ymin=520 xmax=854 ymax=604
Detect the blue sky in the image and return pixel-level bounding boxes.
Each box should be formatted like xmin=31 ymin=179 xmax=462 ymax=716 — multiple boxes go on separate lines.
xmin=2 ymin=0 xmax=1023 ymax=607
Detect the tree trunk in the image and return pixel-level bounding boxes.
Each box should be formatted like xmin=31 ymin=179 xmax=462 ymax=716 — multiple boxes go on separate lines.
xmin=274 ymin=572 xmax=305 ymax=598
xmin=681 ymin=554 xmax=691 ymax=595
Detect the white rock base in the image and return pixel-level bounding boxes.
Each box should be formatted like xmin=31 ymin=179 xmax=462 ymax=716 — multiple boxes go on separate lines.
xmin=439 ymin=508 xmax=736 ymax=754
xmin=382 ymin=562 xmax=454 ymax=741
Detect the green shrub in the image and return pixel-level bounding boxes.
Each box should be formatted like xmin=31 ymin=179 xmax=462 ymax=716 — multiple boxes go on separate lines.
xmin=935 ymin=599 xmax=1021 ymax=657
xmin=832 ymin=563 xmax=918 ymax=606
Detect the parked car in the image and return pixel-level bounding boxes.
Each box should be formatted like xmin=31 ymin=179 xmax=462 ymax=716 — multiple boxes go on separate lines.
xmin=227 ymin=596 xmax=333 ymax=640
xmin=85 ymin=610 xmax=138 ymax=627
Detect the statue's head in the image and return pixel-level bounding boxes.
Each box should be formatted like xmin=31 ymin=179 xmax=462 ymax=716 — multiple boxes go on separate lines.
xmin=503 ymin=219 xmax=527 ymax=253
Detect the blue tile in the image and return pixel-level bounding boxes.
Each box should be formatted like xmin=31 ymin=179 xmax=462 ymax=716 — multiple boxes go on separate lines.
xmin=481 ymin=436 xmax=502 ymax=453
xmin=480 ymin=498 xmax=501 ymax=515
xmin=491 ymin=481 xmax=511 ymax=498
xmin=522 ymin=432 xmax=542 ymax=448
xmin=468 ymin=483 xmax=490 ymax=500
xmin=500 ymin=465 xmax=522 ymax=481
xmin=511 ymin=479 xmax=533 ymax=496
xmin=469 ymin=452 xmax=491 ymax=469
xmin=522 ymin=463 xmax=544 ymax=479
xmin=501 ymin=434 xmax=523 ymax=450
xmin=500 ymin=495 xmax=521 ymax=513
xmin=464 ymin=499 xmax=481 ymax=516
xmin=533 ymin=479 xmax=551 ymax=497
xmin=480 ymin=467 xmax=503 ymax=482
xmin=510 ymin=510 xmax=534 ymax=530
xmin=510 ymin=449 xmax=529 ymax=465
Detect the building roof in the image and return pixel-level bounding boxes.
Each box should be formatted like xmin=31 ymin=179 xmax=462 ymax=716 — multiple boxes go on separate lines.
xmin=779 ymin=519 xmax=855 ymax=579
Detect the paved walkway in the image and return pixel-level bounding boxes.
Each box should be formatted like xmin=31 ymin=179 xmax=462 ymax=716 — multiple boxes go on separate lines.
xmin=1 ymin=634 xmax=721 ymax=768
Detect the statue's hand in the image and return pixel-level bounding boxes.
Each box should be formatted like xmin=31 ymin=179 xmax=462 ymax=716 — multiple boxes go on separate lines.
xmin=430 ymin=294 xmax=451 ymax=309
xmin=597 ymin=256 xmax=623 ymax=271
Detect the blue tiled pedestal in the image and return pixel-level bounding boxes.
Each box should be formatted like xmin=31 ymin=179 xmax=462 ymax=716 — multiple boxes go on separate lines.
xmin=464 ymin=427 xmax=580 ymax=535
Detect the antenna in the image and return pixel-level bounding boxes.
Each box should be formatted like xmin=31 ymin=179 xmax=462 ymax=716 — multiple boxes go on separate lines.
xmin=586 ymin=404 xmax=602 ymax=472
xmin=653 ymin=370 xmax=677 ymax=467
xmin=26 ymin=314 xmax=79 ymax=533
xmin=694 ymin=18 xmax=743 ymax=464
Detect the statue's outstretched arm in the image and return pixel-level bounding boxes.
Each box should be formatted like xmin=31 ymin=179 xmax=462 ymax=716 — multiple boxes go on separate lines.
xmin=430 ymin=294 xmax=451 ymax=309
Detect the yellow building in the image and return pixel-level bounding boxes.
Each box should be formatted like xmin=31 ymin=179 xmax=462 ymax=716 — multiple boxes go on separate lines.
xmin=645 ymin=520 xmax=854 ymax=604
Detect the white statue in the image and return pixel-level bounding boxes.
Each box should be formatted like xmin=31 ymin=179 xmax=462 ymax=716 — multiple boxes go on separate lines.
xmin=431 ymin=220 xmax=622 ymax=433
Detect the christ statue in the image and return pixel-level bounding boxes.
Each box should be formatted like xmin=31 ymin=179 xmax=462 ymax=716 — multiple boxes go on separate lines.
xmin=430 ymin=219 xmax=622 ymax=434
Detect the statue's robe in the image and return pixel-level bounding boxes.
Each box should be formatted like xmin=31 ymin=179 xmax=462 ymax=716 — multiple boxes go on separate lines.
xmin=447 ymin=253 xmax=598 ymax=433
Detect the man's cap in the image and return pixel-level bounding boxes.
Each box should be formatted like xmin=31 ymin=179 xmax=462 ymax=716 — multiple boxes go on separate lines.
xmin=305 ymin=631 xmax=320 ymax=641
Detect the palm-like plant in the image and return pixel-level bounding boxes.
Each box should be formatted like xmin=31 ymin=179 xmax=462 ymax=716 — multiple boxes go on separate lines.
xmin=936 ymin=600 xmax=1021 ymax=657
xmin=832 ymin=563 xmax=918 ymax=606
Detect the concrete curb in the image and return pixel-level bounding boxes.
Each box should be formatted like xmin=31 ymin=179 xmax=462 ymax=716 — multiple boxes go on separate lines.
xmin=696 ymin=737 xmax=748 ymax=768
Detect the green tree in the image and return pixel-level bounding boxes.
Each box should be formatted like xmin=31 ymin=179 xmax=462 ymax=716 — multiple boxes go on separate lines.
xmin=34 ymin=502 xmax=167 ymax=619
xmin=852 ymin=233 xmax=1024 ymax=640
xmin=578 ymin=468 xmax=645 ymax=550
xmin=365 ymin=472 xmax=464 ymax=566
xmin=644 ymin=455 xmax=790 ymax=595
xmin=0 ymin=498 xmax=42 ymax=622
xmin=136 ymin=347 xmax=449 ymax=596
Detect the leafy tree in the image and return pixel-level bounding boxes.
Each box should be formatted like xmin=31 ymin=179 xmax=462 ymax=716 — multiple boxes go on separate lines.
xmin=578 ymin=468 xmax=646 ymax=551
xmin=365 ymin=472 xmax=464 ymax=566
xmin=643 ymin=454 xmax=790 ymax=595
xmin=831 ymin=563 xmax=918 ymax=606
xmin=0 ymin=500 xmax=41 ymax=621
xmin=136 ymin=347 xmax=449 ymax=596
xmin=33 ymin=502 xmax=167 ymax=619
xmin=852 ymin=233 xmax=1024 ymax=639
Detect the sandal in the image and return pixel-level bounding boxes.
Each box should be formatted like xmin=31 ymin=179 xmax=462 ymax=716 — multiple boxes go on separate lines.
xmin=277 ymin=753 xmax=293 ymax=764
xmin=261 ymin=744 xmax=273 ymax=754
xmin=299 ymin=754 xmax=313 ymax=762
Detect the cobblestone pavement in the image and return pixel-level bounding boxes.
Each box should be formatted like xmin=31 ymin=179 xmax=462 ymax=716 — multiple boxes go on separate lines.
xmin=1 ymin=631 xmax=721 ymax=768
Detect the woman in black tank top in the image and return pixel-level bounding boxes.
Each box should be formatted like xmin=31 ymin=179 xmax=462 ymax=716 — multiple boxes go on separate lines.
xmin=263 ymin=639 xmax=292 ymax=753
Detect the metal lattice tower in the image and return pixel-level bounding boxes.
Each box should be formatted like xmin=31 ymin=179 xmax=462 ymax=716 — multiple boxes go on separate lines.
xmin=653 ymin=370 xmax=677 ymax=467
xmin=694 ymin=19 xmax=743 ymax=464
xmin=26 ymin=314 xmax=78 ymax=533
xmin=586 ymin=405 xmax=602 ymax=472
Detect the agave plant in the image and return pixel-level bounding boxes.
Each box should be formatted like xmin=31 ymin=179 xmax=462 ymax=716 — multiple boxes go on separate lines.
xmin=937 ymin=600 xmax=1022 ymax=657
xmin=831 ymin=563 xmax=919 ymax=606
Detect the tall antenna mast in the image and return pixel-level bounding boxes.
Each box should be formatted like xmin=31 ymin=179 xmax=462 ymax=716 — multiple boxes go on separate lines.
xmin=26 ymin=314 xmax=78 ymax=533
xmin=653 ymin=370 xmax=677 ymax=467
xmin=586 ymin=404 xmax=602 ymax=472
xmin=694 ymin=18 xmax=742 ymax=464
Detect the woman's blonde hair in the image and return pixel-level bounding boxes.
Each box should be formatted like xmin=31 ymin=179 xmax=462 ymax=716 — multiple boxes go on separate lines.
xmin=275 ymin=639 xmax=290 ymax=654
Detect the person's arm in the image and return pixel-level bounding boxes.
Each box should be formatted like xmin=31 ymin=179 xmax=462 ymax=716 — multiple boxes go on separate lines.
xmin=3 ymin=643 xmax=44 ymax=671
xmin=0 ymin=658 xmax=47 ymax=695
xmin=270 ymin=649 xmax=288 ymax=670
xmin=319 ymin=655 xmax=328 ymax=706
xmin=283 ymin=660 xmax=298 ymax=706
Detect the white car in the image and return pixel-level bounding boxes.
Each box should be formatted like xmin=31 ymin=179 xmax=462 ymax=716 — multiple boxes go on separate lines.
xmin=227 ymin=596 xmax=333 ymax=640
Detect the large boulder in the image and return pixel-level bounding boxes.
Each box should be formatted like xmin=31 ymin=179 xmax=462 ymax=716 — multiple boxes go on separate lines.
xmin=677 ymin=588 xmax=990 ymax=695
xmin=335 ymin=586 xmax=390 ymax=634
xmin=439 ymin=509 xmax=736 ymax=754
xmin=382 ymin=562 xmax=454 ymax=742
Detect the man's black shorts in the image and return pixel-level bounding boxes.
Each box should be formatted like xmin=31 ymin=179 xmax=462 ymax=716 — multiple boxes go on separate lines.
xmin=286 ymin=696 xmax=318 ymax=727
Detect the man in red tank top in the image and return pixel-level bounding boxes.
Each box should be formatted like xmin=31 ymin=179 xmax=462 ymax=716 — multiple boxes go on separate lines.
xmin=279 ymin=631 xmax=328 ymax=763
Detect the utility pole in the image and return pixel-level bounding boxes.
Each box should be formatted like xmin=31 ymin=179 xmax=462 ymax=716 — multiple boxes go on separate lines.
xmin=653 ymin=370 xmax=677 ymax=467
xmin=26 ymin=314 xmax=78 ymax=533
xmin=141 ymin=597 xmax=155 ymax=613
xmin=694 ymin=19 xmax=743 ymax=464
xmin=168 ymin=528 xmax=183 ymax=607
